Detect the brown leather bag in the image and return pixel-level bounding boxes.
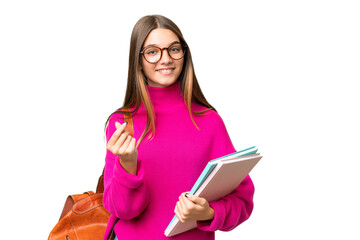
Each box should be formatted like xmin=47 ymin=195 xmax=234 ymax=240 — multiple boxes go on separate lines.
xmin=48 ymin=109 xmax=133 ymax=240
xmin=48 ymin=176 xmax=110 ymax=240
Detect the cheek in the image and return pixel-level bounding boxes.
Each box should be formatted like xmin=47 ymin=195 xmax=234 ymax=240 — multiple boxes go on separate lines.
xmin=142 ymin=62 xmax=154 ymax=76
xmin=177 ymin=60 xmax=184 ymax=73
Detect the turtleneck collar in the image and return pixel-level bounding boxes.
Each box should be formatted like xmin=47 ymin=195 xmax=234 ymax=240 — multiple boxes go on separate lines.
xmin=146 ymin=81 xmax=184 ymax=108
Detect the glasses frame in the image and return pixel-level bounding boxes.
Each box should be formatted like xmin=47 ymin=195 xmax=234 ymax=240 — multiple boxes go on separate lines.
xmin=140 ymin=43 xmax=187 ymax=64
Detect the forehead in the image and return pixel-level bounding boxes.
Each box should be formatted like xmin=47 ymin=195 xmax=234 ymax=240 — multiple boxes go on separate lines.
xmin=143 ymin=28 xmax=180 ymax=47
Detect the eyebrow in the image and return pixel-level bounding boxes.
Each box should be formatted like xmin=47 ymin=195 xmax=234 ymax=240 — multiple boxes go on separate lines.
xmin=143 ymin=41 xmax=181 ymax=49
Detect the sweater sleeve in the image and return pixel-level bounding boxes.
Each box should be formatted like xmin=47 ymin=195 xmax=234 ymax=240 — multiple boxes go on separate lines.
xmin=196 ymin=112 xmax=255 ymax=232
xmin=102 ymin=115 xmax=149 ymax=220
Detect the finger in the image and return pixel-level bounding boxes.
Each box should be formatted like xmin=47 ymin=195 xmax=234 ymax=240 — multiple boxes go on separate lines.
xmin=181 ymin=193 xmax=197 ymax=221
xmin=178 ymin=194 xmax=188 ymax=216
xmin=176 ymin=202 xmax=187 ymax=222
xmin=180 ymin=193 xmax=193 ymax=209
xmin=182 ymin=192 xmax=195 ymax=206
xmin=175 ymin=202 xmax=185 ymax=223
xmin=119 ymin=135 xmax=132 ymax=154
xmin=113 ymin=131 xmax=130 ymax=154
xmin=127 ymin=137 xmax=137 ymax=152
xmin=186 ymin=194 xmax=206 ymax=206
xmin=107 ymin=122 xmax=127 ymax=148
xmin=123 ymin=137 xmax=137 ymax=154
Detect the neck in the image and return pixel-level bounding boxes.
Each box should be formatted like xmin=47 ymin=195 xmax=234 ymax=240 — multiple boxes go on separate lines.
xmin=146 ymin=81 xmax=184 ymax=109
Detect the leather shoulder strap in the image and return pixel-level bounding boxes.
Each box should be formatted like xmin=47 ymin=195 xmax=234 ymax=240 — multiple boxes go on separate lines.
xmin=122 ymin=108 xmax=134 ymax=137
xmin=97 ymin=108 xmax=134 ymax=194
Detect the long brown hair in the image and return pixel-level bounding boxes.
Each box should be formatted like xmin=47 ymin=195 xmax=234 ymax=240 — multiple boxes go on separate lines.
xmin=105 ymin=15 xmax=216 ymax=147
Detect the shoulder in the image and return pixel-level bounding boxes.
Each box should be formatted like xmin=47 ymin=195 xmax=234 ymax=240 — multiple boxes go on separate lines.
xmin=107 ymin=111 xmax=125 ymax=128
xmin=205 ymin=109 xmax=224 ymax=123
xmin=192 ymin=102 xmax=223 ymax=121
xmin=108 ymin=111 xmax=125 ymax=123
xmin=191 ymin=104 xmax=227 ymax=131
xmin=193 ymin=107 xmax=236 ymax=155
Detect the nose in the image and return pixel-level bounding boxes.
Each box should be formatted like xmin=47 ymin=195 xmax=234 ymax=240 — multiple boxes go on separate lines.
xmin=159 ymin=48 xmax=172 ymax=64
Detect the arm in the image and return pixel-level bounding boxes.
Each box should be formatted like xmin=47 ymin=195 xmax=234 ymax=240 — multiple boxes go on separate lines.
xmin=175 ymin=112 xmax=255 ymax=231
xmin=196 ymin=175 xmax=254 ymax=231
xmin=197 ymin=113 xmax=255 ymax=231
xmin=102 ymin=117 xmax=149 ymax=220
xmin=175 ymin=176 xmax=254 ymax=231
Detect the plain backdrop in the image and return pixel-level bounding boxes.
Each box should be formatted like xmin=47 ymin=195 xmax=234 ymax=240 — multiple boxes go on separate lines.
xmin=1 ymin=0 xmax=359 ymax=239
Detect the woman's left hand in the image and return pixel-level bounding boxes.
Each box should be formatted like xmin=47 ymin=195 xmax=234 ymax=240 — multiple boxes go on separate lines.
xmin=174 ymin=192 xmax=215 ymax=223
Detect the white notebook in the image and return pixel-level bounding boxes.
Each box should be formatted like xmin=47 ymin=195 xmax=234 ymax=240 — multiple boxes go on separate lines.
xmin=164 ymin=147 xmax=262 ymax=237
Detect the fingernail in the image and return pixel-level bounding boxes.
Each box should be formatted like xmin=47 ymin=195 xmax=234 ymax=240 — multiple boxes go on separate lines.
xmin=185 ymin=193 xmax=190 ymax=198
xmin=122 ymin=121 xmax=128 ymax=126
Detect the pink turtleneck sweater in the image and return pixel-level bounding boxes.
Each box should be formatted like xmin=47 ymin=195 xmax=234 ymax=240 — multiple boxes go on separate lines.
xmin=103 ymin=81 xmax=254 ymax=240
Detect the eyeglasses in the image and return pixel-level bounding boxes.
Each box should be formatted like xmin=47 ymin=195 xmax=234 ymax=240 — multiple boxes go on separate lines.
xmin=140 ymin=43 xmax=186 ymax=64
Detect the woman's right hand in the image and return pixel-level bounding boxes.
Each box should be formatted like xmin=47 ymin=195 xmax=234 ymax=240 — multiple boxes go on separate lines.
xmin=107 ymin=121 xmax=138 ymax=174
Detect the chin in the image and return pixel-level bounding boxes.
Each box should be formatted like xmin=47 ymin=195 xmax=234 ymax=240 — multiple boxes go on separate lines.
xmin=149 ymin=78 xmax=178 ymax=88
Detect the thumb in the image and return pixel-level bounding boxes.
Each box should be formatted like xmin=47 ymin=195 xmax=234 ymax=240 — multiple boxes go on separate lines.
xmin=115 ymin=121 xmax=127 ymax=129
xmin=185 ymin=193 xmax=205 ymax=205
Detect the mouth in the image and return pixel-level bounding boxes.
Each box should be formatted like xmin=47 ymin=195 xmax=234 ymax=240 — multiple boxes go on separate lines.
xmin=156 ymin=68 xmax=175 ymax=75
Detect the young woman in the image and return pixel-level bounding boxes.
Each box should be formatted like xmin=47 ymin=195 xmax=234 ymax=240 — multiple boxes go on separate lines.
xmin=103 ymin=15 xmax=255 ymax=240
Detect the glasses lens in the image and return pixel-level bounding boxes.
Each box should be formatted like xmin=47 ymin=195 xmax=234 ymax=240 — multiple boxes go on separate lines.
xmin=143 ymin=47 xmax=161 ymax=63
xmin=168 ymin=44 xmax=184 ymax=60
xmin=142 ymin=44 xmax=185 ymax=63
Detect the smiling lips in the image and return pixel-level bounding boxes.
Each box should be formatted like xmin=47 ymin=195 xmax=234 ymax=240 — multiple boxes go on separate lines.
xmin=156 ymin=68 xmax=175 ymax=75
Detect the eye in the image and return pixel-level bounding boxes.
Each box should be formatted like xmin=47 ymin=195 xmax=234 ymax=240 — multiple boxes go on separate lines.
xmin=170 ymin=45 xmax=182 ymax=53
xmin=170 ymin=48 xmax=180 ymax=52
xmin=145 ymin=48 xmax=159 ymax=55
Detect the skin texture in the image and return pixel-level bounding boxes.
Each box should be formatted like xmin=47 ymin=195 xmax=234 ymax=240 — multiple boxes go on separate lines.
xmin=140 ymin=28 xmax=184 ymax=88
xmin=106 ymin=28 xmax=214 ymax=223
xmin=175 ymin=192 xmax=215 ymax=223
xmin=107 ymin=121 xmax=138 ymax=175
